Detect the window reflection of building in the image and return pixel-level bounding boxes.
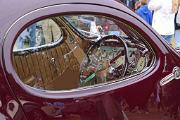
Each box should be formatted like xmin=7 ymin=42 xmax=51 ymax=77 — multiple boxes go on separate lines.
xmin=38 ymin=19 xmax=61 ymax=44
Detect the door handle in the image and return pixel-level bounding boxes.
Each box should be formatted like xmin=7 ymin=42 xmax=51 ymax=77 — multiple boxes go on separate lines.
xmin=160 ymin=66 xmax=180 ymax=86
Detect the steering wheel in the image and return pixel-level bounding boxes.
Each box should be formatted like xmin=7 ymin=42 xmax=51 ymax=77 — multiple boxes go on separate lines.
xmin=80 ymin=35 xmax=128 ymax=86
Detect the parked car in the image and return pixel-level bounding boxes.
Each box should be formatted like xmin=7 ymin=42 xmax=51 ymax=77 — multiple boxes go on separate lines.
xmin=0 ymin=0 xmax=180 ymax=120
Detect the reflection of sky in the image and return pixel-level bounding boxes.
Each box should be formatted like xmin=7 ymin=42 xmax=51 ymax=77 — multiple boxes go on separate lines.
xmin=108 ymin=31 xmax=121 ymax=36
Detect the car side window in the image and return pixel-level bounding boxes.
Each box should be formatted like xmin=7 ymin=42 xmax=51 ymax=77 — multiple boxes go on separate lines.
xmin=12 ymin=15 xmax=155 ymax=91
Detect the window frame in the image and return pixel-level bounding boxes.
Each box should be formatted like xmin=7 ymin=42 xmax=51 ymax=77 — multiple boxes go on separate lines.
xmin=2 ymin=3 xmax=165 ymax=99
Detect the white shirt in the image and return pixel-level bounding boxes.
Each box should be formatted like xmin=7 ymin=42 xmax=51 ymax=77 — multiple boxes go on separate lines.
xmin=148 ymin=0 xmax=175 ymax=35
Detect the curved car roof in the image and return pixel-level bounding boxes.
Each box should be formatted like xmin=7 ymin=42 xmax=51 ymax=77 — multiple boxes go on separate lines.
xmin=0 ymin=0 xmax=131 ymax=39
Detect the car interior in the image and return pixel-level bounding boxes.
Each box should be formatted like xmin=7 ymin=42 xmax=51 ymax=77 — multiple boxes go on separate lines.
xmin=12 ymin=15 xmax=155 ymax=91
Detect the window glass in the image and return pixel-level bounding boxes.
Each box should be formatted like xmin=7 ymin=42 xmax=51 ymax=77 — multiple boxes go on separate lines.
xmin=64 ymin=15 xmax=99 ymax=38
xmin=13 ymin=19 xmax=62 ymax=51
xmin=12 ymin=15 xmax=155 ymax=91
xmin=64 ymin=15 xmax=128 ymax=39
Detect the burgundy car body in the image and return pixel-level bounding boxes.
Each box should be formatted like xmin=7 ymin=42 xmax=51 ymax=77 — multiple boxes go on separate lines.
xmin=0 ymin=0 xmax=180 ymax=120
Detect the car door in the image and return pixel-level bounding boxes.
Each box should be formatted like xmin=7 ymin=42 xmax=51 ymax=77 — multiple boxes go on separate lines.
xmin=0 ymin=67 xmax=27 ymax=120
xmin=2 ymin=1 xmax=180 ymax=120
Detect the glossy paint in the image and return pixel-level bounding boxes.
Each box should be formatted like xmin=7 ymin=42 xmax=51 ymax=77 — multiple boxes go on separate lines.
xmin=0 ymin=0 xmax=180 ymax=120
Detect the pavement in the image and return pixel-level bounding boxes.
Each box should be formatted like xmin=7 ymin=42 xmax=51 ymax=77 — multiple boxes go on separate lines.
xmin=125 ymin=104 xmax=179 ymax=120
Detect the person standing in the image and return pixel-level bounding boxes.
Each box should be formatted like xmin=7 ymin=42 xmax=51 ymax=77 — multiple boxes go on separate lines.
xmin=116 ymin=0 xmax=139 ymax=10
xmin=16 ymin=29 xmax=30 ymax=49
xmin=175 ymin=3 xmax=180 ymax=49
xmin=27 ymin=23 xmax=37 ymax=47
xmin=136 ymin=0 xmax=153 ymax=25
xmin=148 ymin=0 xmax=179 ymax=44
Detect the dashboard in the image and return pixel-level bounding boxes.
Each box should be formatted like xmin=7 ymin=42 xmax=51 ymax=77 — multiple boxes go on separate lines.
xmin=80 ymin=35 xmax=152 ymax=86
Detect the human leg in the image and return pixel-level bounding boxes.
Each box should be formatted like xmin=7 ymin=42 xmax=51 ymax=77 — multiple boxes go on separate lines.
xmin=175 ymin=29 xmax=180 ymax=48
xmin=161 ymin=35 xmax=174 ymax=45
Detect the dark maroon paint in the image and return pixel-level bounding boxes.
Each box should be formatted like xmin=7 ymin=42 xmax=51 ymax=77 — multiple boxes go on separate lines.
xmin=0 ymin=0 xmax=180 ymax=120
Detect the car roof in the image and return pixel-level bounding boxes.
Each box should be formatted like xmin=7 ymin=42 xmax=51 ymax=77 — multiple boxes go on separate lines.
xmin=0 ymin=0 xmax=131 ymax=39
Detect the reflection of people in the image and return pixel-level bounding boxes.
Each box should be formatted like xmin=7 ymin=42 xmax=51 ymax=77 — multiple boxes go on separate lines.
xmin=175 ymin=5 xmax=180 ymax=48
xmin=36 ymin=25 xmax=45 ymax=46
xmin=136 ymin=0 xmax=153 ymax=25
xmin=148 ymin=0 xmax=179 ymax=44
xmin=17 ymin=23 xmax=37 ymax=49
xmin=120 ymin=0 xmax=139 ymax=10
xmin=28 ymin=23 xmax=37 ymax=47
xmin=17 ymin=29 xmax=29 ymax=49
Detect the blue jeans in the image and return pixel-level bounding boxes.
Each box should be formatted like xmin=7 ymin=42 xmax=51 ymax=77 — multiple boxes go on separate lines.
xmin=161 ymin=35 xmax=173 ymax=45
xmin=175 ymin=29 xmax=180 ymax=48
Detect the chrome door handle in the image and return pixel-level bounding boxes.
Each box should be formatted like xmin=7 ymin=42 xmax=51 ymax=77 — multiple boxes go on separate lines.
xmin=160 ymin=66 xmax=180 ymax=86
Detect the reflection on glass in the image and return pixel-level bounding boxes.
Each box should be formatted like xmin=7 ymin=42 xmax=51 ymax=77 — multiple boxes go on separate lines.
xmin=64 ymin=15 xmax=128 ymax=39
xmin=12 ymin=15 xmax=154 ymax=91
xmin=80 ymin=38 xmax=126 ymax=86
xmin=64 ymin=15 xmax=100 ymax=38
xmin=13 ymin=19 xmax=62 ymax=51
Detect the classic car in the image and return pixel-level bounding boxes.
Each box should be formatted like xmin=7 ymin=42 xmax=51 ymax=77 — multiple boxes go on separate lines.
xmin=0 ymin=0 xmax=180 ymax=120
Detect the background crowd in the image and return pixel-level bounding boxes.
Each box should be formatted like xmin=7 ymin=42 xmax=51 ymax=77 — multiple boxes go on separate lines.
xmin=117 ymin=0 xmax=180 ymax=49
